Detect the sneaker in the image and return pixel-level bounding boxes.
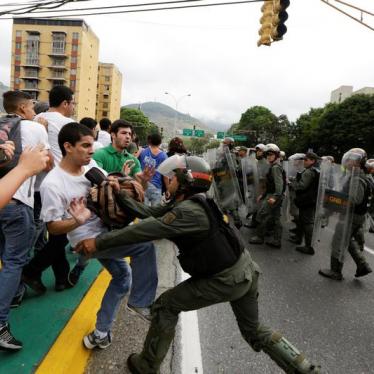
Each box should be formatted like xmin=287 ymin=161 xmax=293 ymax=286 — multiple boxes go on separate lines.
xmin=68 ymin=264 xmax=86 ymax=287
xmin=0 ymin=324 xmax=23 ymax=351
xmin=127 ymin=304 xmax=152 ymax=322
xmin=22 ymin=273 xmax=46 ymax=295
xmin=10 ymin=284 xmax=27 ymax=308
xmin=83 ymin=330 xmax=112 ymax=349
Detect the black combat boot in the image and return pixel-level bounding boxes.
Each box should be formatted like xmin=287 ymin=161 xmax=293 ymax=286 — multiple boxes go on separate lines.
xmin=296 ymin=246 xmax=315 ymax=255
xmin=319 ymin=257 xmax=343 ymax=281
xmin=355 ymin=262 xmax=373 ymax=278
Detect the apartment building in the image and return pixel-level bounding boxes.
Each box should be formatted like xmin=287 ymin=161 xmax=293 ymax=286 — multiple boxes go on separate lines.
xmin=10 ymin=18 xmax=99 ymax=120
xmin=330 ymin=85 xmax=374 ymax=104
xmin=96 ymin=62 xmax=122 ymax=122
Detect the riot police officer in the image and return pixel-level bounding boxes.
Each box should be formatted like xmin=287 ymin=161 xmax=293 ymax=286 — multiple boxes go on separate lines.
xmin=74 ymin=154 xmax=320 ymax=374
xmin=249 ymin=144 xmax=285 ymax=248
xmin=291 ymin=152 xmax=320 ymax=255
xmin=319 ymin=148 xmax=373 ymax=280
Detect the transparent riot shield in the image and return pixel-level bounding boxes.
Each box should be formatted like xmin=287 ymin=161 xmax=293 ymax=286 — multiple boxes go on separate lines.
xmin=257 ymin=158 xmax=270 ymax=198
xmin=312 ymin=161 xmax=359 ymax=262
xmin=241 ymin=153 xmax=259 ymax=216
xmin=211 ymin=146 xmax=247 ymax=224
xmin=281 ymin=161 xmax=291 ymax=222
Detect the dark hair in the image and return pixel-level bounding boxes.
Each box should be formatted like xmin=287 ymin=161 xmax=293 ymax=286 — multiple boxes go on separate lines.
xmin=168 ymin=137 xmax=187 ymax=155
xmin=34 ymin=101 xmax=49 ymax=114
xmin=99 ymin=118 xmax=111 ymax=131
xmin=49 ymin=86 xmax=73 ymax=108
xmin=80 ymin=117 xmax=97 ymax=130
xmin=3 ymin=90 xmax=32 ymax=113
xmin=110 ymin=119 xmax=133 ymax=135
xmin=148 ymin=133 xmax=162 ymax=146
xmin=58 ymin=122 xmax=94 ymax=157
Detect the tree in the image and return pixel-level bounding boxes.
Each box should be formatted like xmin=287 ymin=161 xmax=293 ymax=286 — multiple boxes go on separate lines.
xmin=120 ymin=107 xmax=158 ymax=144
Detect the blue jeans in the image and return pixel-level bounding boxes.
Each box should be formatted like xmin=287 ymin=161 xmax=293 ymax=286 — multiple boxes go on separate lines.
xmin=0 ymin=202 xmax=35 ymax=323
xmin=144 ymin=183 xmax=162 ymax=207
xmin=96 ymin=258 xmax=132 ymax=333
xmin=94 ymin=241 xmax=158 ymax=308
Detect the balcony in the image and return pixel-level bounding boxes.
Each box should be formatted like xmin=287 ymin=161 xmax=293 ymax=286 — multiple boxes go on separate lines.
xmin=21 ymin=76 xmax=41 ymax=80
xmin=48 ymin=49 xmax=67 ymax=57
xmin=47 ymin=76 xmax=66 ymax=81
xmin=47 ymin=65 xmax=67 ymax=70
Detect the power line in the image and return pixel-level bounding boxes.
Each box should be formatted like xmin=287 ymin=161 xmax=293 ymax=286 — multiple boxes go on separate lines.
xmin=1 ymin=0 xmax=267 ymax=20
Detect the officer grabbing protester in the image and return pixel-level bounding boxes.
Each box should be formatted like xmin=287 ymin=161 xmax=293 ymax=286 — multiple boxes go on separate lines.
xmin=73 ymin=154 xmax=320 ymax=374
xmin=249 ymin=144 xmax=286 ymax=248
xmin=290 ymin=152 xmax=320 ymax=255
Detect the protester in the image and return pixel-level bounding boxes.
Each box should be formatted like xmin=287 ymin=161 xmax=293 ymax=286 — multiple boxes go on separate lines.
xmin=97 ymin=118 xmax=112 ymax=147
xmin=138 ymin=133 xmax=169 ymax=206
xmin=80 ymin=117 xmax=103 ymax=151
xmin=167 ymin=136 xmax=187 ymax=157
xmin=0 ymin=91 xmax=50 ymax=351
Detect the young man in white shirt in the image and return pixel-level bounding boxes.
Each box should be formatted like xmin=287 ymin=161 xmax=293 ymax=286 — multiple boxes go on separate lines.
xmin=97 ymin=118 xmax=112 ymax=147
xmin=39 ymin=122 xmax=155 ymax=349
xmin=0 ymin=91 xmax=51 ymax=350
xmin=22 ymin=86 xmax=76 ymax=292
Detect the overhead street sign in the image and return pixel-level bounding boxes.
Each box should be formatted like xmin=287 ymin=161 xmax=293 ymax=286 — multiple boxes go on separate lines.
xmin=232 ymin=135 xmax=247 ymax=141
xmin=217 ymin=131 xmax=225 ymax=139
xmin=194 ymin=130 xmax=205 ymax=137
xmin=182 ymin=129 xmax=193 ymax=136
xmin=216 ymin=132 xmax=247 ymax=141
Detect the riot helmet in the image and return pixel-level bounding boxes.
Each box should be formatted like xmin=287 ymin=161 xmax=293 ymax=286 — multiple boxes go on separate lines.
xmin=365 ymin=158 xmax=374 ymax=173
xmin=265 ymin=143 xmax=280 ymax=158
xmin=223 ymin=137 xmax=235 ymax=150
xmin=321 ymin=155 xmax=335 ymax=163
xmin=158 ymin=154 xmax=212 ymax=194
xmin=255 ymin=143 xmax=266 ymax=151
xmin=341 ymin=148 xmax=367 ymax=169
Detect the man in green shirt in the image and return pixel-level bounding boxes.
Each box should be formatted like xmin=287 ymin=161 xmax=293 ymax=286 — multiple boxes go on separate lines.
xmin=93 ymin=120 xmax=142 ymax=179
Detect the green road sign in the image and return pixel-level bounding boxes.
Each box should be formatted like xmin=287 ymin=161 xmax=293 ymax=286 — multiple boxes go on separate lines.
xmin=233 ymin=135 xmax=247 ymax=141
xmin=217 ymin=131 xmax=225 ymax=139
xmin=194 ymin=129 xmax=205 ymax=137
xmin=183 ymin=129 xmax=193 ymax=136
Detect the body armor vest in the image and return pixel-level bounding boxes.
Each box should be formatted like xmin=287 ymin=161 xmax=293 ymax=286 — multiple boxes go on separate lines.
xmin=295 ymin=167 xmax=320 ymax=208
xmin=265 ymin=163 xmax=286 ymax=195
xmin=171 ymin=194 xmax=244 ymax=278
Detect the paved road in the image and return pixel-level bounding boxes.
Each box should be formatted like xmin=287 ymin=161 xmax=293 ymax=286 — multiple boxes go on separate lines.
xmin=198 ymin=223 xmax=374 ymax=374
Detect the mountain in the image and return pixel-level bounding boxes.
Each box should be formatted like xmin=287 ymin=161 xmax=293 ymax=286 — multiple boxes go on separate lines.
xmin=0 ymin=81 xmax=10 ymax=112
xmin=124 ymin=102 xmax=214 ymax=138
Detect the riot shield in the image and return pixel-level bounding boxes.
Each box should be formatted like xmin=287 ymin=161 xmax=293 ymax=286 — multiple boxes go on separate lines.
xmin=312 ymin=161 xmax=359 ymax=262
xmin=257 ymin=158 xmax=270 ymax=197
xmin=281 ymin=161 xmax=291 ymax=222
xmin=241 ymin=153 xmax=259 ymax=216
xmin=211 ymin=146 xmax=247 ymax=224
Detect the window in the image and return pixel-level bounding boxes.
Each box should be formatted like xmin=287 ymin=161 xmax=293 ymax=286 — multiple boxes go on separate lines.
xmin=16 ymin=30 xmax=22 ymax=37
xmin=15 ymin=55 xmax=21 ymax=62
xmin=102 ymin=111 xmax=108 ymax=117
xmin=103 ymin=102 xmax=108 ymax=108
xmin=26 ymin=34 xmax=39 ymax=65
xmin=15 ymin=78 xmax=20 ymax=84
xmin=70 ymin=56 xmax=77 ymax=64
xmin=24 ymin=67 xmax=38 ymax=77
xmin=14 ymin=66 xmax=20 ymax=72
xmin=72 ymin=32 xmax=79 ymax=40
xmin=52 ymin=69 xmax=65 ymax=78
xmin=70 ymin=68 xmax=77 ymax=75
xmin=52 ymin=80 xmax=64 ymax=87
xmin=103 ymin=94 xmax=109 ymax=99
xmin=52 ymin=32 xmax=66 ymax=54
xmin=70 ymin=80 xmax=76 ymax=90
xmin=105 ymin=76 xmax=110 ymax=82
xmin=25 ymin=79 xmax=38 ymax=89
xmin=15 ymin=42 xmax=21 ymax=49
xmin=104 ymin=85 xmax=110 ymax=91
xmin=52 ymin=57 xmax=65 ymax=66
xmin=72 ymin=44 xmax=78 ymax=52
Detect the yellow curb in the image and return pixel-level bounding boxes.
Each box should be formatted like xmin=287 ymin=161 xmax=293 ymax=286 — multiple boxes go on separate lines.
xmin=35 ymin=269 xmax=111 ymax=374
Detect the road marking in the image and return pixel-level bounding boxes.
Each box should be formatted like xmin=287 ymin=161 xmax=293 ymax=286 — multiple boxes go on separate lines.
xmin=180 ymin=270 xmax=204 ymax=374
xmin=364 ymin=246 xmax=374 ymax=256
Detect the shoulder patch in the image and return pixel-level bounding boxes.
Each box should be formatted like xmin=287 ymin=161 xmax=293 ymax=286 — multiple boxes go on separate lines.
xmin=162 ymin=211 xmax=177 ymax=225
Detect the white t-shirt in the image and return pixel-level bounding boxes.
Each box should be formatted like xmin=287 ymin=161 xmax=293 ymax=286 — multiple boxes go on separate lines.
xmin=13 ymin=120 xmax=50 ymax=208
xmin=40 ymin=160 xmax=107 ymax=247
xmin=35 ymin=111 xmax=73 ymax=164
xmin=94 ymin=140 xmax=104 ymax=152
xmin=97 ymin=130 xmax=111 ymax=147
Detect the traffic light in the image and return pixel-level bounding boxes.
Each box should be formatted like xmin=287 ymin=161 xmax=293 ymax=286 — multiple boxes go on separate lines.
xmin=271 ymin=0 xmax=290 ymax=41
xmin=257 ymin=1 xmax=274 ymax=47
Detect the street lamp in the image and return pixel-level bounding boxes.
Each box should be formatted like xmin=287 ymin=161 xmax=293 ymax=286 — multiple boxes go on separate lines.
xmin=164 ymin=91 xmax=191 ymax=136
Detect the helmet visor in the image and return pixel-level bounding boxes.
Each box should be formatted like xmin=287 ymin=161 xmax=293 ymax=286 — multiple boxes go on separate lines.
xmin=157 ymin=154 xmax=187 ymax=178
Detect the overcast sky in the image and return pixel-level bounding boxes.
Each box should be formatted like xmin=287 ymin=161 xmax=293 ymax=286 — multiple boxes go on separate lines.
xmin=0 ymin=0 xmax=373 ymax=128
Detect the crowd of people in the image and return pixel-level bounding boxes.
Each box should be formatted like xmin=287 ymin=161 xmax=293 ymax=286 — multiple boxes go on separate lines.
xmin=217 ymin=138 xmax=373 ymax=282
xmin=1 ymin=85 xmax=372 ymax=374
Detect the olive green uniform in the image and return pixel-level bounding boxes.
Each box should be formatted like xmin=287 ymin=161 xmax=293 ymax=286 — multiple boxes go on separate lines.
xmin=291 ymin=167 xmax=319 ymax=248
xmin=93 ymin=192 xmax=319 ymax=374
xmin=255 ymin=163 xmax=284 ymax=245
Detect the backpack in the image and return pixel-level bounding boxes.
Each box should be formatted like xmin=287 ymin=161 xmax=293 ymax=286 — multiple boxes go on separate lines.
xmin=85 ymin=167 xmax=145 ymax=229
xmin=0 ymin=115 xmax=22 ymax=177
